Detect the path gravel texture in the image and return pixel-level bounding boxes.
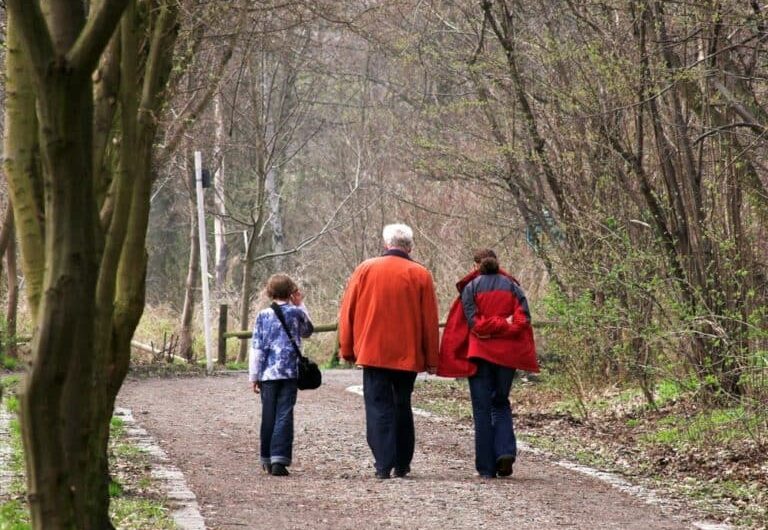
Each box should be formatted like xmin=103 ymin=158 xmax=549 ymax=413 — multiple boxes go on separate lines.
xmin=118 ymin=370 xmax=700 ymax=530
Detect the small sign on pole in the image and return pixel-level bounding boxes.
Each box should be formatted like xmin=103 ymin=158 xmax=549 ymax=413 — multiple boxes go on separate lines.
xmin=195 ymin=151 xmax=214 ymax=373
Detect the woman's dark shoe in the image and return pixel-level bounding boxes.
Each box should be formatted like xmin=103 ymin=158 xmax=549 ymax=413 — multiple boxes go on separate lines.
xmin=262 ymin=463 xmax=272 ymax=474
xmin=394 ymin=466 xmax=410 ymax=478
xmin=374 ymin=470 xmax=391 ymax=479
xmin=271 ymin=463 xmax=290 ymax=476
xmin=496 ymin=454 xmax=514 ymax=477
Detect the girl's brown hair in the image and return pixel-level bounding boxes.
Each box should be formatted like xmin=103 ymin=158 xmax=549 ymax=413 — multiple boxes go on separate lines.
xmin=473 ymin=248 xmax=500 ymax=274
xmin=266 ymin=274 xmax=298 ymax=300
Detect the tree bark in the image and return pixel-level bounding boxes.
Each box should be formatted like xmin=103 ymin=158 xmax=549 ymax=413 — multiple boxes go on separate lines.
xmin=266 ymin=165 xmax=286 ymax=271
xmin=5 ymin=0 xmax=178 ymax=527
xmin=179 ymin=165 xmax=200 ymax=361
xmin=2 ymin=13 xmax=44 ymax=323
xmin=238 ymin=231 xmax=257 ymax=363
xmin=213 ymin=91 xmax=230 ymax=289
xmin=2 ymin=211 xmax=19 ymax=359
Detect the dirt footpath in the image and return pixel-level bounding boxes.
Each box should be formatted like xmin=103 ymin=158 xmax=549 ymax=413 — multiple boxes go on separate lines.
xmin=118 ymin=370 xmax=699 ymax=530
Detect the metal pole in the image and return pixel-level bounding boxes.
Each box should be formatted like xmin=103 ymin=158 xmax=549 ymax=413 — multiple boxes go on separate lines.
xmin=195 ymin=151 xmax=213 ymax=373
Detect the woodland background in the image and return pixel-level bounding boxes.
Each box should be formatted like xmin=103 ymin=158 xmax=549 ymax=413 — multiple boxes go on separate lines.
xmin=0 ymin=1 xmax=766 ymax=528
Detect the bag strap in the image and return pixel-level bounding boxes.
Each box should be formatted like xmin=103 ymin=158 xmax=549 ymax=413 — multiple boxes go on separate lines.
xmin=270 ymin=302 xmax=303 ymax=359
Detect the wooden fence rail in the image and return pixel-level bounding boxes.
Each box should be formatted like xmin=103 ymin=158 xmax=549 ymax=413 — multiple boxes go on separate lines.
xmin=216 ymin=304 xmax=559 ymax=365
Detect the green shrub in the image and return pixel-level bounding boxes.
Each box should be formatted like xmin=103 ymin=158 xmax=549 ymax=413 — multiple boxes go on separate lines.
xmin=0 ymin=500 xmax=30 ymax=529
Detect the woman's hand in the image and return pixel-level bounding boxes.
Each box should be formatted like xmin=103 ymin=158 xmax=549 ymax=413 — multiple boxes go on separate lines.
xmin=252 ymin=381 xmax=261 ymax=394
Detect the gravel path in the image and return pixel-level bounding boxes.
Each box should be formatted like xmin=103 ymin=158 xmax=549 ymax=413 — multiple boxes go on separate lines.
xmin=118 ymin=370 xmax=699 ymax=530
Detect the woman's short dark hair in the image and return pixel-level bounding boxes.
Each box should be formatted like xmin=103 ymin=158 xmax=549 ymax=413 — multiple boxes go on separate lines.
xmin=266 ymin=274 xmax=298 ymax=300
xmin=473 ymin=248 xmax=499 ymax=274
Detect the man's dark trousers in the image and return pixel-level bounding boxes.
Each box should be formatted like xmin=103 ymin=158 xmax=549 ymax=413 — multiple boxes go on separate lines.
xmin=363 ymin=366 xmax=418 ymax=476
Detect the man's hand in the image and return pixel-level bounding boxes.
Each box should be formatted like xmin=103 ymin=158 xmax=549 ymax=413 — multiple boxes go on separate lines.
xmin=338 ymin=352 xmax=355 ymax=365
xmin=252 ymin=381 xmax=261 ymax=394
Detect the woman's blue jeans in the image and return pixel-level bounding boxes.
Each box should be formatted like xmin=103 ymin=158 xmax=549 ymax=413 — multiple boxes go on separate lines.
xmin=260 ymin=379 xmax=298 ymax=466
xmin=468 ymin=359 xmax=517 ymax=477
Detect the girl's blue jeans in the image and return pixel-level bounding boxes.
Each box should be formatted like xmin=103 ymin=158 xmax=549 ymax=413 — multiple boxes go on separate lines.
xmin=259 ymin=379 xmax=298 ymax=466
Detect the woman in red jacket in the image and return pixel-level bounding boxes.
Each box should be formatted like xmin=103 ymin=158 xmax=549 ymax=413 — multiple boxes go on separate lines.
xmin=439 ymin=249 xmax=538 ymax=478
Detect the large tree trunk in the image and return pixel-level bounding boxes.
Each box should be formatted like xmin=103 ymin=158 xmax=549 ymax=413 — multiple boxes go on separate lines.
xmin=5 ymin=1 xmax=178 ymax=527
xmin=24 ymin=71 xmax=104 ymax=530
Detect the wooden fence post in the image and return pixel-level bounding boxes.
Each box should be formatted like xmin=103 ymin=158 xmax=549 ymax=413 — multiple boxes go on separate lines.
xmin=217 ymin=304 xmax=228 ymax=365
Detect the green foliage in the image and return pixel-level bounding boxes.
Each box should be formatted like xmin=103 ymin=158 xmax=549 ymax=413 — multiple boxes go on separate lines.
xmin=0 ymin=500 xmax=30 ymax=529
xmin=641 ymin=407 xmax=766 ymax=448
xmin=0 ymin=356 xmax=18 ymax=372
xmin=224 ymin=360 xmax=247 ymax=371
xmin=110 ymin=417 xmax=125 ymax=438
xmin=109 ymin=479 xmax=124 ymax=498
xmin=110 ymin=499 xmax=176 ymax=530
xmin=4 ymin=396 xmax=19 ymax=415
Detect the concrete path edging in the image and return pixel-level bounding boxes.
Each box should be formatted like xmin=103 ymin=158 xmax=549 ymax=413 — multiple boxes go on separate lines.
xmin=114 ymin=407 xmax=207 ymax=530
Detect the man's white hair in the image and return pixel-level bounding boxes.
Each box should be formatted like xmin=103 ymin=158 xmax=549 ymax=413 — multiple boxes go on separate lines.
xmin=382 ymin=223 xmax=414 ymax=250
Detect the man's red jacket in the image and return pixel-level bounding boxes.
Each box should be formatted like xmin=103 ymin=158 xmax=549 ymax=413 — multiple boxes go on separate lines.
xmin=438 ymin=269 xmax=539 ymax=377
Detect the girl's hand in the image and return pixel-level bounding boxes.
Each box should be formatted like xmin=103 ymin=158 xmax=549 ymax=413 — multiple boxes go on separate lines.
xmin=290 ymin=290 xmax=304 ymax=305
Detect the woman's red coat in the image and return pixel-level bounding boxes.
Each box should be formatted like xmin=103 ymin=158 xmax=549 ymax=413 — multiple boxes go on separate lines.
xmin=438 ymin=269 xmax=539 ymax=377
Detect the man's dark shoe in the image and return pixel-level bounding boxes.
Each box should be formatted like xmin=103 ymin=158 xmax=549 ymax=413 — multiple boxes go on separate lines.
xmin=394 ymin=466 xmax=410 ymax=478
xmin=271 ymin=463 xmax=290 ymax=476
xmin=496 ymin=454 xmax=514 ymax=477
xmin=262 ymin=463 xmax=272 ymax=475
xmin=374 ymin=470 xmax=391 ymax=479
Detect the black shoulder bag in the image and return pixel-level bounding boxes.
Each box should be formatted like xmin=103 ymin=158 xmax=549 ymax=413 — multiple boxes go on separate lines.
xmin=270 ymin=303 xmax=322 ymax=390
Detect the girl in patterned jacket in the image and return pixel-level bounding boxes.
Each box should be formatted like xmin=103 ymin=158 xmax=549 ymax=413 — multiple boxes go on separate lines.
xmin=249 ymin=274 xmax=313 ymax=476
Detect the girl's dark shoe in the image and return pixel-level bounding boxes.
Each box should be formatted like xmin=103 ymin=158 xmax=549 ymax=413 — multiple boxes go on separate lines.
xmin=271 ymin=463 xmax=290 ymax=476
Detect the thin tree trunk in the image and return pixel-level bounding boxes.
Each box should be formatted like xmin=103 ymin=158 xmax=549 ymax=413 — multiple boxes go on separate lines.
xmin=265 ymin=165 xmax=285 ymax=271
xmin=238 ymin=231 xmax=257 ymax=362
xmin=5 ymin=213 xmax=19 ymax=359
xmin=2 ymin=13 xmax=44 ymax=324
xmin=213 ymin=91 xmax=229 ymax=289
xmin=179 ymin=178 xmax=200 ymax=361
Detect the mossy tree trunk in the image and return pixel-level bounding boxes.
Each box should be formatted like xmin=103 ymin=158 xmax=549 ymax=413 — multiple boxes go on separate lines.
xmin=4 ymin=1 xmax=179 ymax=528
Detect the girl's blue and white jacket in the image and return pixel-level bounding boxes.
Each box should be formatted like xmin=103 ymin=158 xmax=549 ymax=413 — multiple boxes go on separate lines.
xmin=249 ymin=302 xmax=314 ymax=383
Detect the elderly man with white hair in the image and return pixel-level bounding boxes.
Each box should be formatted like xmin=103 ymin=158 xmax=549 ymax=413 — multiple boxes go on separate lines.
xmin=338 ymin=223 xmax=440 ymax=479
